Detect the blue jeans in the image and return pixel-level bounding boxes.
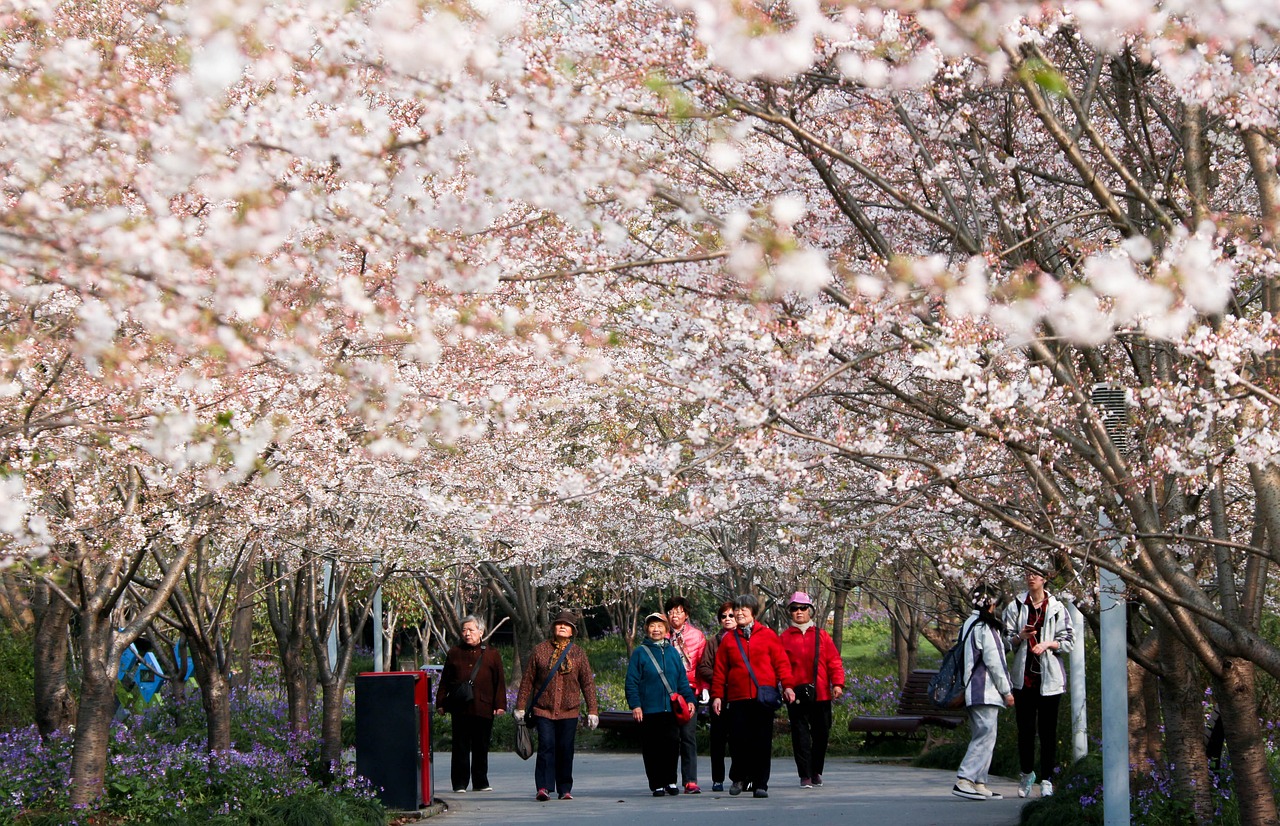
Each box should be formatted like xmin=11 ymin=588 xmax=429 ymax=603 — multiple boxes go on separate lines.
xmin=533 ymin=716 xmax=578 ymax=794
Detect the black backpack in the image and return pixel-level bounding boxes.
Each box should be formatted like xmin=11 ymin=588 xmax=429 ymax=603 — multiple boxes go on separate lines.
xmin=928 ymin=621 xmax=978 ymax=709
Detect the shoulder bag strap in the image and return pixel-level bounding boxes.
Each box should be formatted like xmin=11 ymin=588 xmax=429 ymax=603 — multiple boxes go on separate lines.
xmin=960 ymin=620 xmax=980 ymax=688
xmin=812 ymin=629 xmax=822 ymax=683
xmin=528 ymin=643 xmax=572 ymax=715
xmin=641 ymin=645 xmax=676 ymax=694
xmin=464 ymin=645 xmax=486 ymax=686
xmin=732 ymin=629 xmax=763 ymax=692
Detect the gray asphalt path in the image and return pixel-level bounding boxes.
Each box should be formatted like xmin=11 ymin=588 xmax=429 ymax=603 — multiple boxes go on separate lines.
xmin=431 ymin=751 xmax=1031 ymax=826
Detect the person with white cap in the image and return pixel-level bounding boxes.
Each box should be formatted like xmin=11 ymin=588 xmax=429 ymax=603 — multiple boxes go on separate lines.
xmin=626 ymin=611 xmax=697 ymax=796
xmin=779 ymin=591 xmax=845 ymax=788
xmin=515 ymin=610 xmax=599 ymax=801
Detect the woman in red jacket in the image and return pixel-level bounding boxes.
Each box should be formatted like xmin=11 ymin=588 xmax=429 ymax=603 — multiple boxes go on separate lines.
xmin=779 ymin=592 xmax=845 ymax=789
xmin=710 ymin=594 xmax=795 ymax=798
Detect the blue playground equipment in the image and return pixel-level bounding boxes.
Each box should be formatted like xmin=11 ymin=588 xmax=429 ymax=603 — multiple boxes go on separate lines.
xmin=117 ymin=639 xmax=196 ymax=705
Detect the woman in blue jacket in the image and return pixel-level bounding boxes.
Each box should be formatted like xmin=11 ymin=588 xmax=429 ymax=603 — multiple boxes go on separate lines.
xmin=626 ymin=612 xmax=696 ymax=796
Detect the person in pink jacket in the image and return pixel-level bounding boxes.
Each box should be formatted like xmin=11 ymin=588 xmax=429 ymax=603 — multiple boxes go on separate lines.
xmin=665 ymin=596 xmax=707 ymax=793
xmin=779 ymin=591 xmax=845 ymax=788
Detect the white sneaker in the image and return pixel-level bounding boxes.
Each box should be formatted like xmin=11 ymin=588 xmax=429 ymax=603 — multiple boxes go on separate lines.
xmin=1018 ymin=772 xmax=1036 ymax=798
xmin=952 ymin=779 xmax=985 ymax=801
xmin=1041 ymin=779 xmax=1054 ymax=797
xmin=974 ymin=783 xmax=1003 ymax=800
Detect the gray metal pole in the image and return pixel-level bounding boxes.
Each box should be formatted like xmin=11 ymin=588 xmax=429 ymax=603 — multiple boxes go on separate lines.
xmin=373 ymin=559 xmax=383 ymax=672
xmin=323 ymin=561 xmax=338 ymax=671
xmin=1067 ymin=599 xmax=1088 ymax=763
xmin=1098 ymin=511 xmax=1130 ymax=825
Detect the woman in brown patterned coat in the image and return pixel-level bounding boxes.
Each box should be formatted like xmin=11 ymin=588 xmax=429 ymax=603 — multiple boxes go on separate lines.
xmin=514 ymin=610 xmax=599 ymax=801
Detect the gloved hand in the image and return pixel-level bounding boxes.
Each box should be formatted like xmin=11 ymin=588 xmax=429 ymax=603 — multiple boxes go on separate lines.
xmin=514 ymin=710 xmax=525 ymax=723
xmin=699 ymin=689 xmax=709 ymax=704
xmin=587 ymin=714 xmax=599 ymax=730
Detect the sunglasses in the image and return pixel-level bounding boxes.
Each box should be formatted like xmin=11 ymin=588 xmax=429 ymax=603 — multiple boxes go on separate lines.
xmin=720 ymin=613 xmax=734 ymax=619
xmin=789 ymin=605 xmax=811 ymax=611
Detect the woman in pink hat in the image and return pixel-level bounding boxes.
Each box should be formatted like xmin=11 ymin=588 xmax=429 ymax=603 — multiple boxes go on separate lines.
xmin=779 ymin=591 xmax=845 ymax=788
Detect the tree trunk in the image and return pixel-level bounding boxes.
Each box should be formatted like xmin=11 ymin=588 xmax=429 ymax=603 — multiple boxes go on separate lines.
xmin=1214 ymin=659 xmax=1280 ymax=826
xmin=264 ymin=562 xmax=311 ymax=734
xmin=228 ymin=545 xmax=259 ymax=690
xmin=67 ymin=615 xmax=115 ymax=808
xmin=1158 ymin=635 xmax=1213 ymax=821
xmin=281 ymin=636 xmax=310 ymax=735
xmin=32 ymin=583 xmax=77 ymax=738
xmin=829 ymin=580 xmax=850 ymax=652
xmin=319 ymin=679 xmax=345 ymax=768
xmin=1129 ymin=659 xmax=1162 ymax=766
xmin=192 ymin=655 xmax=233 ymax=752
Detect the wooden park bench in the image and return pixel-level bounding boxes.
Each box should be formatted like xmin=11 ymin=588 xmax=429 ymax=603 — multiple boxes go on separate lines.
xmin=846 ymin=669 xmax=966 ymax=749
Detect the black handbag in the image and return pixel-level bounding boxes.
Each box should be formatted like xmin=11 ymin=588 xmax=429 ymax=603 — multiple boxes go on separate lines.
xmin=794 ymin=628 xmax=823 ymax=704
xmin=514 ymin=720 xmax=534 ymax=760
xmin=733 ymin=631 xmax=783 ymax=710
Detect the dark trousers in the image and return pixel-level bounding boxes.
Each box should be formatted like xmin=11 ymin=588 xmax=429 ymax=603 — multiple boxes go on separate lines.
xmin=1013 ymin=688 xmax=1062 ymax=780
xmin=641 ymin=711 xmax=680 ymax=790
xmin=708 ymin=710 xmax=729 ymax=784
xmin=677 ymin=714 xmax=698 ymax=785
xmin=787 ymin=699 xmax=833 ymax=779
xmin=450 ymin=713 xmax=494 ymax=791
xmin=727 ymin=699 xmax=776 ymax=790
xmin=533 ymin=716 xmax=578 ymax=794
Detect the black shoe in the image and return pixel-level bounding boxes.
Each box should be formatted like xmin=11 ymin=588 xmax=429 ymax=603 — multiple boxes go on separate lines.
xmin=653 ymin=789 xmax=666 ymax=797
xmin=753 ymin=788 xmax=769 ymax=798
xmin=712 ymin=782 xmax=725 ymax=792
xmin=666 ymin=785 xmax=679 ymax=796
xmin=729 ymin=781 xmax=743 ymax=796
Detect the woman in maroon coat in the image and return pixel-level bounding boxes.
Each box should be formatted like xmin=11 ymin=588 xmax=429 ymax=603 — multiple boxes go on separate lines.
xmin=710 ymin=594 xmax=795 ymax=798
xmin=436 ymin=615 xmax=507 ymax=793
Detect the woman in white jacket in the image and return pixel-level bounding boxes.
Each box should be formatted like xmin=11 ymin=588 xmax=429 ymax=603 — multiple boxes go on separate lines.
xmin=1002 ymin=567 xmax=1074 ymax=798
xmin=953 ymin=584 xmax=1014 ymax=801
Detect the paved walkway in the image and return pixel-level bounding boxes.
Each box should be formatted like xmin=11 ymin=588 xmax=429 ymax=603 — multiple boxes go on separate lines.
xmin=429 ymin=751 xmax=1031 ymax=826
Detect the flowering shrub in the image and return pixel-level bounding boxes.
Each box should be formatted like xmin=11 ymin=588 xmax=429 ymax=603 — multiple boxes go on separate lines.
xmin=0 ymin=687 xmax=383 ymax=825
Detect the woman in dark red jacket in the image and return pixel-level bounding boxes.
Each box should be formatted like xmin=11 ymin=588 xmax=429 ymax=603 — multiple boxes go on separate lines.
xmin=710 ymin=594 xmax=795 ymax=798
xmin=436 ymin=615 xmax=507 ymax=793
xmin=779 ymin=591 xmax=845 ymax=788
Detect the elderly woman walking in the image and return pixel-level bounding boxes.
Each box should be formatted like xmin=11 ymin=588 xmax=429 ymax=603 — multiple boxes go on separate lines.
xmin=627 ymin=612 xmax=697 ymax=796
xmin=710 ymin=594 xmax=795 ymax=799
xmin=697 ymin=600 xmax=738 ymax=792
xmin=779 ymin=591 xmax=845 ymax=789
xmin=515 ymin=610 xmax=599 ymax=801
xmin=436 ymin=615 xmax=507 ymax=793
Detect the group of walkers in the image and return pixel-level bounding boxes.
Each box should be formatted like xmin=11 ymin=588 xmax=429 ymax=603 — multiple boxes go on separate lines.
xmin=952 ymin=567 xmax=1074 ymax=803
xmin=433 ymin=569 xmax=1070 ymax=806
xmin=434 ymin=592 xmax=847 ymax=801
